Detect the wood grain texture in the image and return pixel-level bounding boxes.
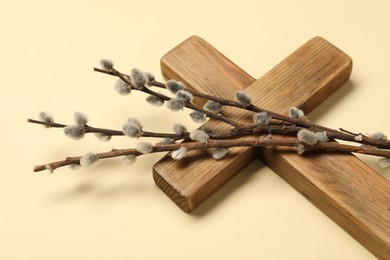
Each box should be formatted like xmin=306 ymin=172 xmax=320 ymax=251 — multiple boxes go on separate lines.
xmin=153 ymin=36 xmax=390 ymax=259
xmin=154 ymin=36 xmax=257 ymax=210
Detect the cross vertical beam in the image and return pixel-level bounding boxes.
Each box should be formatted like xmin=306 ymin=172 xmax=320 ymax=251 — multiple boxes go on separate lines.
xmin=153 ymin=36 xmax=390 ymax=259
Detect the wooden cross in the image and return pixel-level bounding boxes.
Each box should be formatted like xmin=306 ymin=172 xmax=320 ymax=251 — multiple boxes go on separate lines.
xmin=152 ymin=36 xmax=390 ymax=259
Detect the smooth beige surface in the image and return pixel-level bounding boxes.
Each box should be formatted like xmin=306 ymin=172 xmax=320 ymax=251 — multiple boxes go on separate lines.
xmin=1 ymin=1 xmax=389 ymax=259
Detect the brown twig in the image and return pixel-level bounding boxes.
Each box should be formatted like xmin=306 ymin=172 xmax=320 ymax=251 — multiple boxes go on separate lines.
xmin=26 ymin=117 xmax=323 ymax=141
xmin=33 ymin=137 xmax=390 ymax=172
xmin=28 ymin=118 xmax=186 ymax=139
xmin=93 ymin=67 xmax=390 ymax=149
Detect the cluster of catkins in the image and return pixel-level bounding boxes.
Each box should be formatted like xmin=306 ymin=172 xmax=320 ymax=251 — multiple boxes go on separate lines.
xmin=34 ymin=59 xmax=390 ymax=171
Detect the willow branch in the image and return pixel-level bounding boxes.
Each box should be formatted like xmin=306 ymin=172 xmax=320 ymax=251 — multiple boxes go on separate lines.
xmin=95 ymin=67 xmax=242 ymax=127
xmin=27 ymin=118 xmax=184 ymax=139
xmin=33 ymin=137 xmax=390 ymax=172
xmin=141 ymin=86 xmax=242 ymax=127
xmin=93 ymin=67 xmax=390 ymax=149
xmin=26 ymin=117 xmax=320 ymax=141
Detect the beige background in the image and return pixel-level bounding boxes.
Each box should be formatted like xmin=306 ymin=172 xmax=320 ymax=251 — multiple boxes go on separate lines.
xmin=1 ymin=0 xmax=389 ymax=259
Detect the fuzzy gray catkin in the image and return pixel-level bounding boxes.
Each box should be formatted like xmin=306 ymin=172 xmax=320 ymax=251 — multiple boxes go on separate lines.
xmin=190 ymin=130 xmax=209 ymax=143
xmin=74 ymin=112 xmax=88 ymax=125
xmin=144 ymin=72 xmax=155 ymax=83
xmin=190 ymin=111 xmax=206 ymax=123
xmin=122 ymin=122 xmax=141 ymax=137
xmin=235 ymin=91 xmax=251 ymax=107
xmin=370 ymin=132 xmax=387 ymax=140
xmin=136 ymin=142 xmax=153 ymax=154
xmin=80 ymin=153 xmax=98 ymax=166
xmin=115 ymin=79 xmax=131 ymax=95
xmin=123 ymin=154 xmax=137 ymax=164
xmin=315 ymin=131 xmax=329 ymax=142
xmin=253 ymin=112 xmax=270 ymax=125
xmin=212 ymin=147 xmax=229 ymax=160
xmin=166 ymin=98 xmax=185 ymax=111
xmin=166 ymin=80 xmax=185 ymax=93
xmin=127 ymin=118 xmax=142 ymax=128
xmin=64 ymin=125 xmax=85 ymax=140
xmin=39 ymin=111 xmax=54 ymax=124
xmin=297 ymin=129 xmax=318 ymax=146
xmin=94 ymin=133 xmax=111 ymax=142
xmin=176 ymin=90 xmax=193 ymax=102
xmin=130 ymin=68 xmax=147 ymax=89
xmin=171 ymin=147 xmax=187 ymax=160
xmin=289 ymin=107 xmax=305 ymax=118
xmin=146 ymin=95 xmax=164 ymax=106
xmin=161 ymin=138 xmax=176 ymax=144
xmin=203 ymin=101 xmax=221 ymax=113
xmin=173 ymin=123 xmax=187 ymax=135
xmin=100 ymin=59 xmax=114 ymax=70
